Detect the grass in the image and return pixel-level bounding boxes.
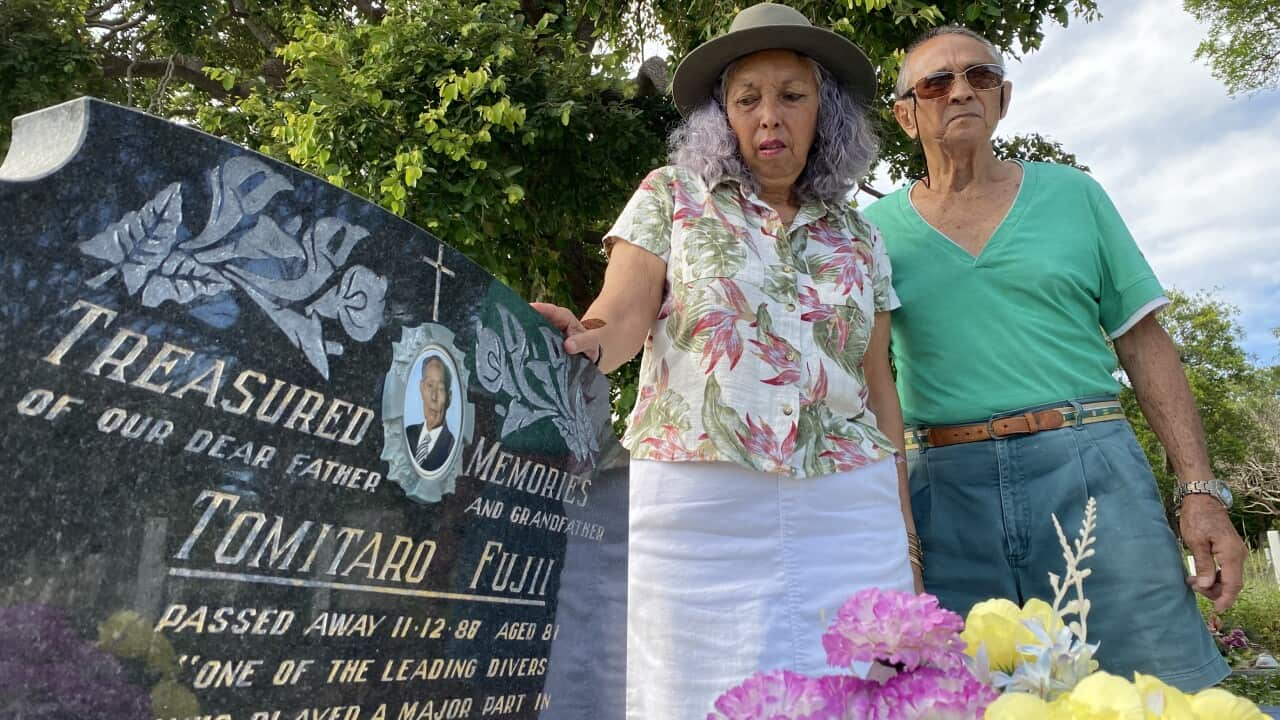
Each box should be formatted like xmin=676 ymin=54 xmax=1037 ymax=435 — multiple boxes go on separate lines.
xmin=1199 ymin=550 xmax=1280 ymax=658
xmin=1196 ymin=549 xmax=1280 ymax=706
xmin=1220 ymin=673 xmax=1280 ymax=707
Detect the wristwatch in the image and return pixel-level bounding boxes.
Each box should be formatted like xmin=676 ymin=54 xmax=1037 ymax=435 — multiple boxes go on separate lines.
xmin=1173 ymin=478 xmax=1233 ymax=511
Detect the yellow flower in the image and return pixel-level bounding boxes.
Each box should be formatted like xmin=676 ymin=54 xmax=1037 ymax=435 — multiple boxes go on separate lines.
xmin=151 ymin=679 xmax=200 ymax=718
xmin=962 ymin=598 xmax=1067 ymax=671
xmin=1020 ymin=598 xmax=1065 ymax=636
xmin=986 ymin=692 xmax=1054 ymax=719
xmin=962 ymin=599 xmax=1022 ymax=670
xmin=1133 ymin=673 xmax=1195 ymax=720
xmin=1062 ymin=672 xmax=1145 ymax=719
xmin=97 ymin=610 xmax=153 ymax=658
xmin=1188 ymin=688 xmax=1266 ymax=720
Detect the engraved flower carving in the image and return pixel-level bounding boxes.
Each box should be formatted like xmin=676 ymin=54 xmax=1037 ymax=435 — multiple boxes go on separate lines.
xmin=79 ymin=156 xmax=389 ymax=378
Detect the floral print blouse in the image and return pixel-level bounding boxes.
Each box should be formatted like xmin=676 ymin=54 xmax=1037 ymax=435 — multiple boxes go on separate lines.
xmin=607 ymin=165 xmax=899 ymax=478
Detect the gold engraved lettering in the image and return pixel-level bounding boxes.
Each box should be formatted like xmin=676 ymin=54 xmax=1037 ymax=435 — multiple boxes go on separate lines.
xmin=43 ymin=300 xmax=118 ymax=365
xmin=130 ymin=342 xmax=194 ymax=393
xmin=86 ymin=329 xmax=148 ymax=382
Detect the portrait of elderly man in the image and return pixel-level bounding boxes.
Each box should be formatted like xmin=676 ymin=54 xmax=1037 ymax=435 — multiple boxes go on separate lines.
xmin=863 ymin=26 xmax=1246 ymax=690
xmin=405 ymin=354 xmax=455 ymax=473
xmin=534 ymin=4 xmax=918 ymax=715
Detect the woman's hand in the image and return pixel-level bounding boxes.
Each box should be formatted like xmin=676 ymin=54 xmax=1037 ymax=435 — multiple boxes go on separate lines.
xmin=529 ymin=240 xmax=665 ymax=373
xmin=530 ymin=303 xmax=605 ymax=364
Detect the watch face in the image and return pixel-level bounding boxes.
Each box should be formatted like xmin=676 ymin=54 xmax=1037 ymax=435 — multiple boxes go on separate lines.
xmin=1218 ymin=484 xmax=1234 ymax=507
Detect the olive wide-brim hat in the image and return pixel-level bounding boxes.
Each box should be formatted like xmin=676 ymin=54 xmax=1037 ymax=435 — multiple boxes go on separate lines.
xmin=670 ymin=3 xmax=877 ymax=116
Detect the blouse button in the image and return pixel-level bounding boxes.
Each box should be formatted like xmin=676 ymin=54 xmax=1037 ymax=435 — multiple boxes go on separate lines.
xmin=787 ymin=350 xmax=798 ymax=362
xmin=782 ymin=405 xmax=794 ymax=416
xmin=786 ymin=303 xmax=796 ymax=312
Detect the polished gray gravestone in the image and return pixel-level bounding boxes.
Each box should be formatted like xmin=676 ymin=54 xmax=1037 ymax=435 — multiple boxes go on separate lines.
xmin=0 ymin=98 xmax=627 ymax=720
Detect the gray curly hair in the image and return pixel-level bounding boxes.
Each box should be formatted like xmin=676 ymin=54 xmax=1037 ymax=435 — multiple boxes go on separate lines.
xmin=668 ymin=56 xmax=879 ymax=205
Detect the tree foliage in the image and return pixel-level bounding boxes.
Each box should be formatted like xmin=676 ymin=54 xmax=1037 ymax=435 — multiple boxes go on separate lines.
xmin=1119 ymin=290 xmax=1279 ymax=534
xmin=1185 ymin=0 xmax=1280 ymax=96
xmin=3 ymin=0 xmax=1103 ymax=421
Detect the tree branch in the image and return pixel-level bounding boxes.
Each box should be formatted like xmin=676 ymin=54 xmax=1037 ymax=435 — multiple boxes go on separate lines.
xmin=101 ymin=54 xmax=252 ymax=99
xmin=519 ymin=0 xmax=546 ymax=26
xmin=86 ymin=1 xmax=120 ymax=21
xmin=228 ymin=0 xmax=283 ymax=52
xmin=351 ymin=0 xmax=386 ymax=21
xmin=858 ymin=182 xmax=885 ymax=199
xmin=573 ymin=17 xmax=598 ymax=53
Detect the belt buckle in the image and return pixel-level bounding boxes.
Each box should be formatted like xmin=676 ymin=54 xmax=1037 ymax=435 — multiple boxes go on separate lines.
xmin=985 ymin=415 xmax=1007 ymax=440
xmin=1068 ymin=400 xmax=1085 ymax=428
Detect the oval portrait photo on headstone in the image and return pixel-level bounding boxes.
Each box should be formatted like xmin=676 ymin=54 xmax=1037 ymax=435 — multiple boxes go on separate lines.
xmin=379 ymin=323 xmax=475 ymax=503
xmin=404 ymin=346 xmax=462 ymax=475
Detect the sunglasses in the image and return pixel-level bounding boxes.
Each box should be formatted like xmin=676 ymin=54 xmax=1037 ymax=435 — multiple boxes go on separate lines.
xmin=903 ymin=63 xmax=1005 ymax=100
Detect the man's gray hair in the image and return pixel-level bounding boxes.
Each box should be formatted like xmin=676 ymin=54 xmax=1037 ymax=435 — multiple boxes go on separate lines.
xmin=894 ymin=26 xmax=1004 ymax=98
xmin=668 ymin=56 xmax=879 ymax=206
xmin=421 ymin=355 xmax=452 ymax=406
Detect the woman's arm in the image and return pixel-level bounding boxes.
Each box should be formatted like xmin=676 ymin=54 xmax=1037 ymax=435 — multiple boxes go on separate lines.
xmin=863 ymin=310 xmax=923 ymax=593
xmin=532 ymin=240 xmax=666 ymax=373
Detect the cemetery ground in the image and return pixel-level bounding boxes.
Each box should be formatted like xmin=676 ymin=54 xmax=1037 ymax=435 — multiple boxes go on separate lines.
xmin=1201 ymin=548 xmax=1280 ymax=705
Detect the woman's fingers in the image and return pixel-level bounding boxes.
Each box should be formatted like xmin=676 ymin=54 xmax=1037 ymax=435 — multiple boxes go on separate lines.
xmin=530 ymin=302 xmax=600 ymax=362
xmin=563 ymin=330 xmax=603 ymax=362
xmin=530 ymin=302 xmax=584 ymax=336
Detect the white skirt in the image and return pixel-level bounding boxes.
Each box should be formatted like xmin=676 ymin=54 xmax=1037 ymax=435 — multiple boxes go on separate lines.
xmin=626 ymin=457 xmax=913 ymax=719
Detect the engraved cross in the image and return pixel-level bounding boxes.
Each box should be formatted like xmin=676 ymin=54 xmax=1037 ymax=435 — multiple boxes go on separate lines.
xmin=423 ymin=243 xmax=456 ymax=322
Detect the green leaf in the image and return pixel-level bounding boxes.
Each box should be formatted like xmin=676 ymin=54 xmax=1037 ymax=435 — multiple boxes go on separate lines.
xmin=701 ymin=376 xmax=751 ymax=467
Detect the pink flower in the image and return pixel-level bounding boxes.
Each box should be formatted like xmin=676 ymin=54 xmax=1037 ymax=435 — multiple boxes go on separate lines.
xmin=640 ymin=425 xmax=707 ymax=462
xmin=737 ymin=415 xmax=797 ymax=472
xmin=819 ymin=435 xmax=874 ymax=472
xmin=750 ymin=332 xmax=801 ymax=386
xmin=691 ymin=280 xmax=752 ymax=373
xmin=798 ymin=286 xmax=852 ymax=351
xmin=692 ymin=308 xmax=745 ymax=373
xmin=822 ymin=589 xmax=966 ymax=672
xmin=814 ymin=675 xmax=880 ymax=719
xmin=873 ymin=665 xmax=997 ymax=720
xmin=801 ymin=363 xmax=829 ymax=408
xmin=708 ymin=670 xmax=835 ymax=720
xmin=798 ymin=286 xmax=833 ymax=322
xmin=808 ymin=221 xmax=871 ymax=295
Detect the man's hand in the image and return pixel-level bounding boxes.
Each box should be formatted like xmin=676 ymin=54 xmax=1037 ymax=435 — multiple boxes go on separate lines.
xmin=1179 ymin=494 xmax=1246 ymax=612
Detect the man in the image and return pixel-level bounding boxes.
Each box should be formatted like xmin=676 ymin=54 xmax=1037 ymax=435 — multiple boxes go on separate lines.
xmin=405 ymin=355 xmax=454 ymax=472
xmin=863 ymin=26 xmax=1245 ymax=690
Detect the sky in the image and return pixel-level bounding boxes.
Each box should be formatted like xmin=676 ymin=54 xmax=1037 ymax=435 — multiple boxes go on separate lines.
xmin=870 ymin=0 xmax=1279 ymax=364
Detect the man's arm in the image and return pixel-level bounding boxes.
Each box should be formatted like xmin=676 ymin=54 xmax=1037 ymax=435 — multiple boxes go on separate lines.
xmin=1113 ymin=312 xmax=1246 ymax=612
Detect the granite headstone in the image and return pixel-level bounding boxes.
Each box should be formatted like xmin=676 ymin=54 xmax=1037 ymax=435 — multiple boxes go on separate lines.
xmin=0 ymin=98 xmax=627 ymax=720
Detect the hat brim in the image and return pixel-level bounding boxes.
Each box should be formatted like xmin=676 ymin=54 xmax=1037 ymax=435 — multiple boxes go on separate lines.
xmin=671 ymin=25 xmax=877 ymax=116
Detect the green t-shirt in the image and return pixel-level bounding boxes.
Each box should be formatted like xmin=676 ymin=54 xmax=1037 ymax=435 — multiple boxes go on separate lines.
xmin=863 ymin=161 xmax=1167 ymax=426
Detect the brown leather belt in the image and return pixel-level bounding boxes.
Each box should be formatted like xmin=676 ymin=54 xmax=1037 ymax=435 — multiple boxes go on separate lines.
xmin=904 ymin=400 xmax=1125 ymax=451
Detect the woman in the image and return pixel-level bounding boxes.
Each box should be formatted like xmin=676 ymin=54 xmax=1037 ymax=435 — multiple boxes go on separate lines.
xmin=533 ymin=4 xmax=921 ymax=716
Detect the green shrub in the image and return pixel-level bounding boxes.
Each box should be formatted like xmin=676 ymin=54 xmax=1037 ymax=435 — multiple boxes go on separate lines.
xmin=1218 ymin=673 xmax=1280 ymax=706
xmin=1198 ymin=550 xmax=1280 ymax=659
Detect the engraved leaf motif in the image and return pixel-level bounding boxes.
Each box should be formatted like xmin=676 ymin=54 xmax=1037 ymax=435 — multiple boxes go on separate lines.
xmin=79 ymin=158 xmax=386 ymax=380
xmin=80 ymin=182 xmax=183 ymax=294
xmin=140 ymin=253 xmax=232 ymax=307
xmin=307 ymin=265 xmax=387 ymax=342
xmin=475 ymin=324 xmax=510 ymax=395
xmin=333 ymin=265 xmax=387 ymax=342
